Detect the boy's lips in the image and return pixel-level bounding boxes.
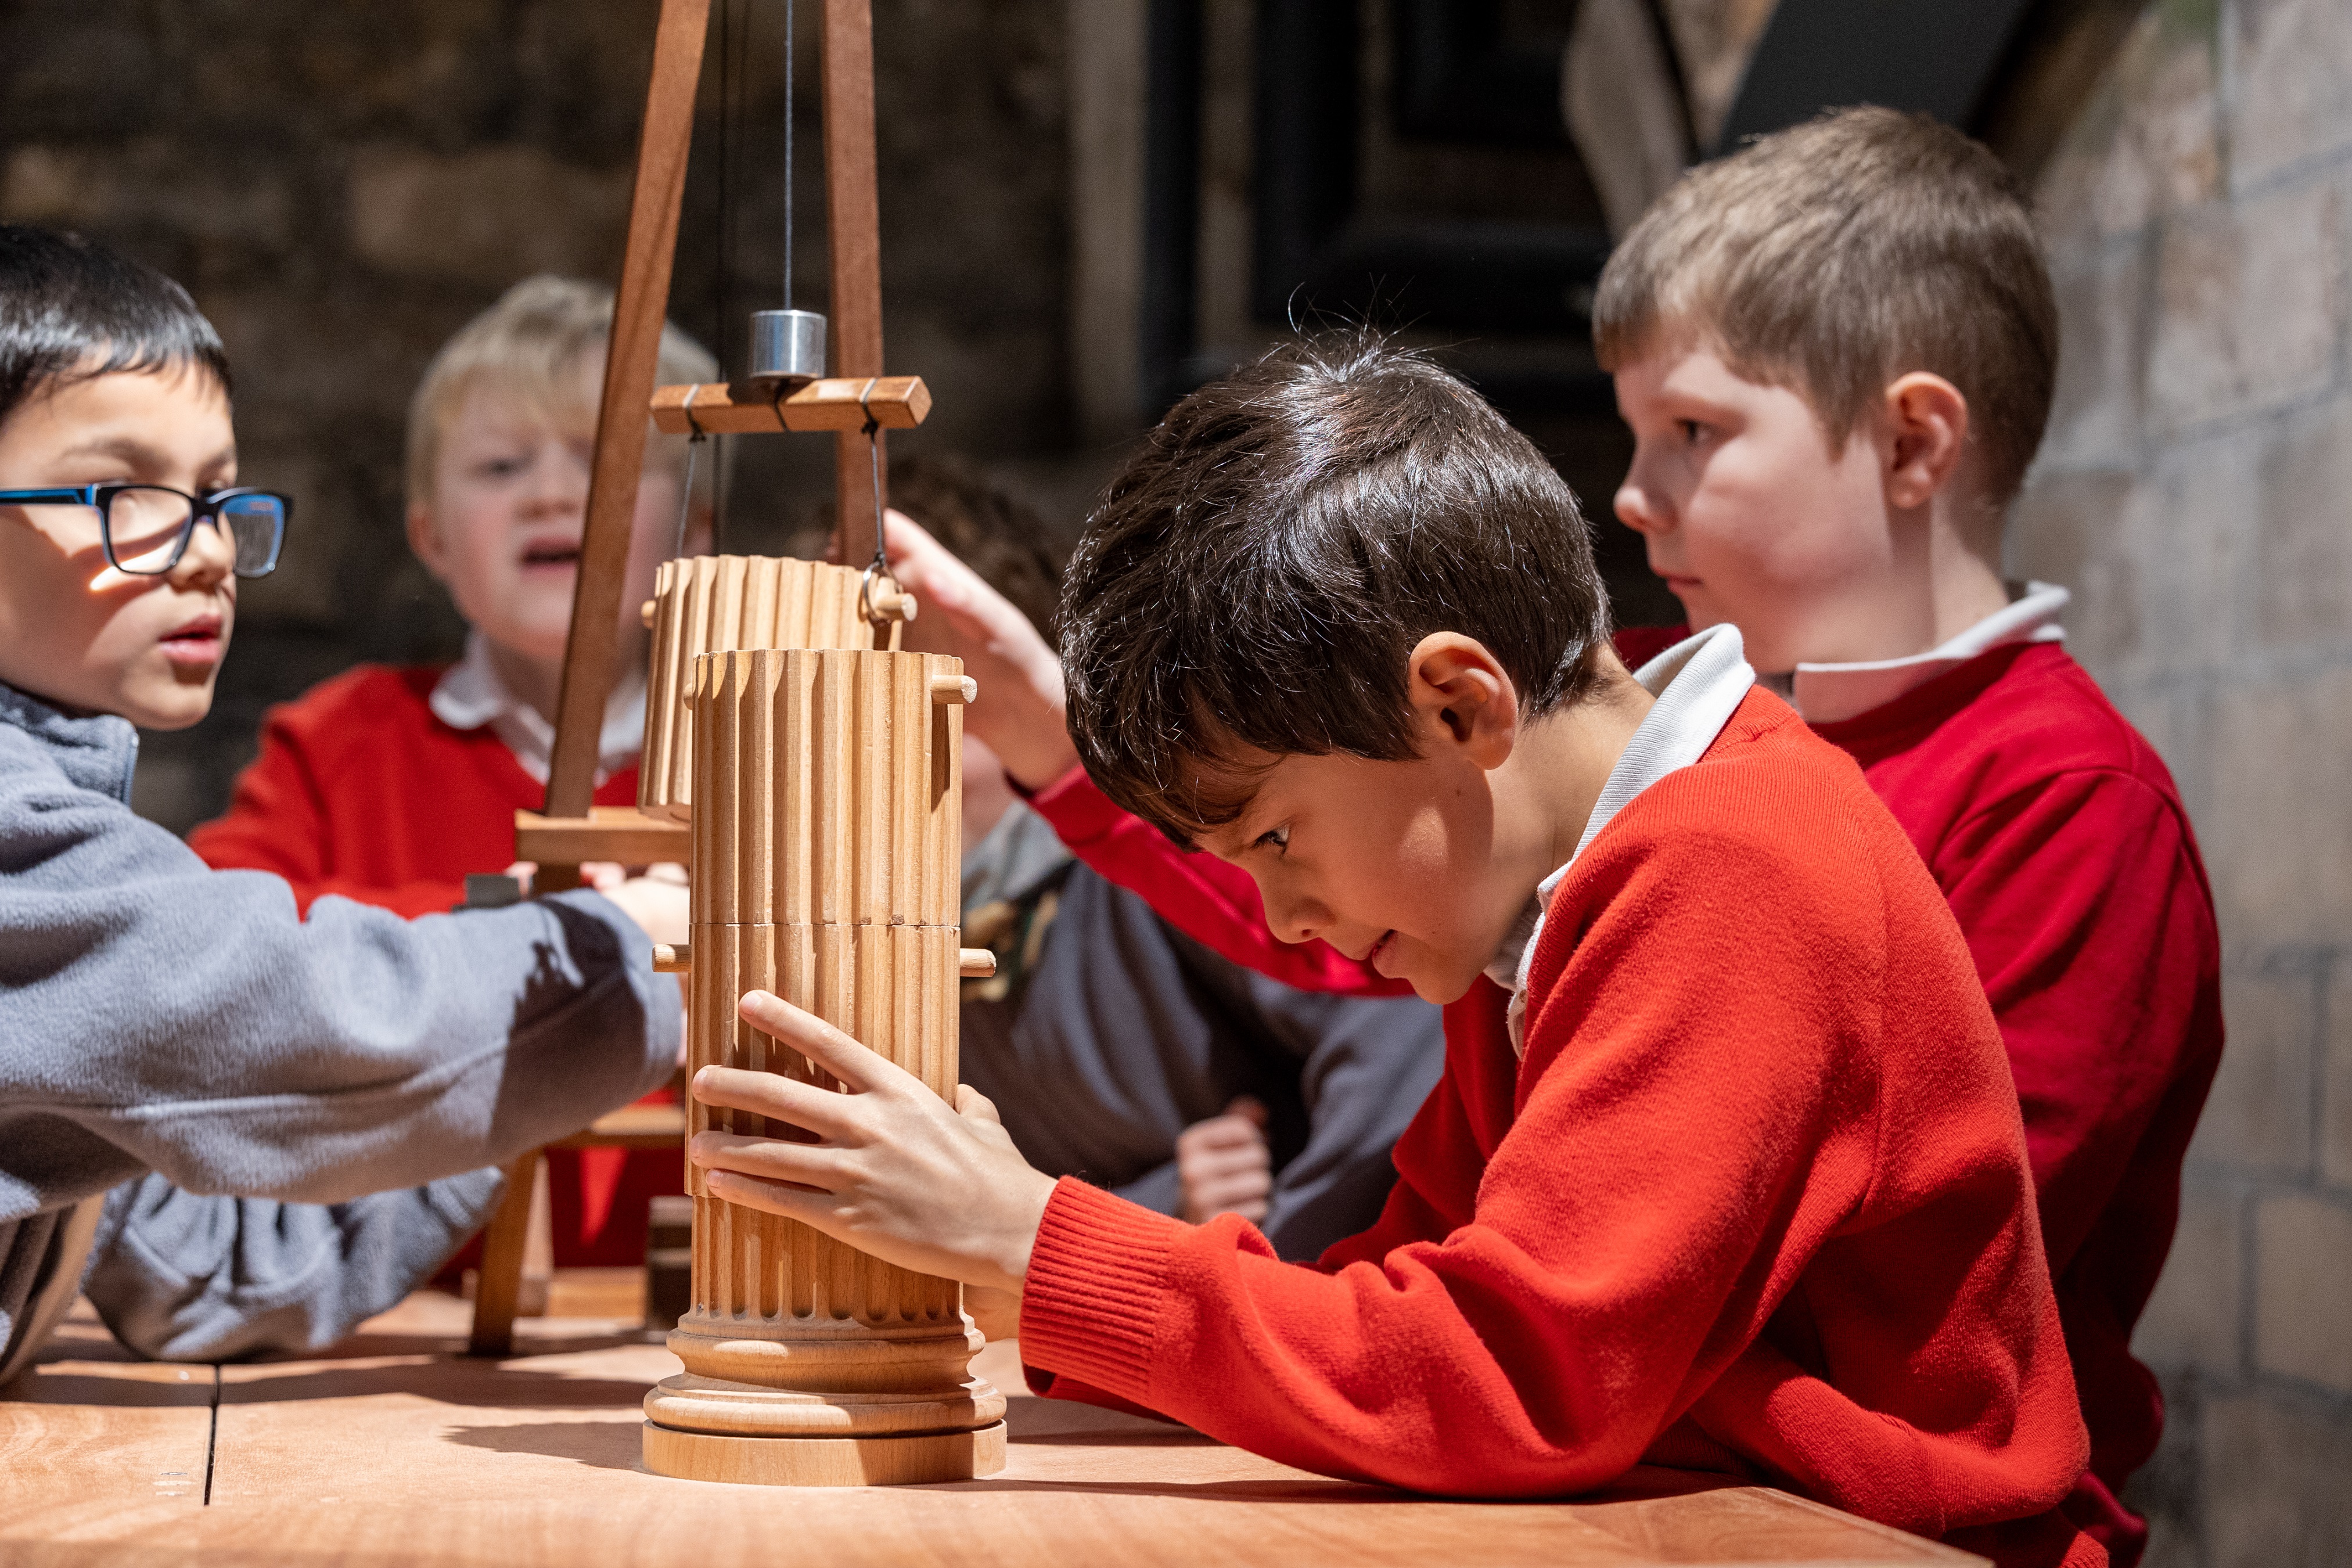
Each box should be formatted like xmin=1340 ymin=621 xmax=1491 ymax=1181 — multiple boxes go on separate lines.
xmin=1363 ymin=929 xmax=1400 ymax=974
xmin=159 ymin=613 xmax=224 ymax=668
xmin=519 ymin=538 xmax=583 ymax=571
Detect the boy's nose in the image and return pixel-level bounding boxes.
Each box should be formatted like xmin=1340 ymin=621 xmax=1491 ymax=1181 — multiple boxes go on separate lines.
xmin=173 ymin=514 xmax=237 ymax=587
xmin=1614 ymin=477 xmax=1671 ymax=537
xmin=1262 ymin=886 xmax=1328 ymax=947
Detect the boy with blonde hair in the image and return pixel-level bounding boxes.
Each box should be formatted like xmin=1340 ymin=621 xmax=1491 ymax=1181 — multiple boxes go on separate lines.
xmin=1590 ymin=111 xmax=2218 ymax=1568
xmin=193 ymin=275 xmax=717 ymax=1268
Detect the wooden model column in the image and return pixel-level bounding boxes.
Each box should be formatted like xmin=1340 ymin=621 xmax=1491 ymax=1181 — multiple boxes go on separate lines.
xmin=641 ymin=646 xmax=1005 ymax=1486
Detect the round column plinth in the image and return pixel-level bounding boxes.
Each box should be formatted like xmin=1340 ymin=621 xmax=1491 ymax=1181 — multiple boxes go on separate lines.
xmin=641 ymin=1418 xmax=1008 ymax=1487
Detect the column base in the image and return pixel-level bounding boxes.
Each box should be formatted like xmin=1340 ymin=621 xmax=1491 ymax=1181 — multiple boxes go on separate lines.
xmin=641 ymin=1418 xmax=1008 ymax=1486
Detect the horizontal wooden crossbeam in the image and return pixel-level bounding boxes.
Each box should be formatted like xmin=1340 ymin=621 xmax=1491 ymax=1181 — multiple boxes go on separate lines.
xmin=650 ymin=376 xmax=932 ymax=435
xmin=515 ymin=807 xmax=690 ymax=865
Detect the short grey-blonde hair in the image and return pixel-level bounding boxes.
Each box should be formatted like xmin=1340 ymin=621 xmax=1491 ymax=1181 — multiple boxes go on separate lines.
xmin=1592 ymin=107 xmax=2057 ymax=507
xmin=405 ymin=274 xmax=720 ymax=509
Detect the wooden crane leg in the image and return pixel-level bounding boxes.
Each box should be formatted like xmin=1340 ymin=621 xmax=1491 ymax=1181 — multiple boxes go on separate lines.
xmin=467 ymin=1153 xmax=546 ymax=1357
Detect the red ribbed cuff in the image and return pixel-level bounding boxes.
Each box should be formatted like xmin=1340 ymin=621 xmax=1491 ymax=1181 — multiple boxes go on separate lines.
xmin=1016 ymin=1177 xmax=1186 ymax=1404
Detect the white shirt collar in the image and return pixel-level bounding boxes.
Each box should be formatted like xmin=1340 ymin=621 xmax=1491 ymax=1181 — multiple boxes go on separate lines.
xmin=1485 ymin=623 xmax=1757 ymax=1054
xmin=429 ymin=630 xmax=646 ymax=786
xmin=1768 ymin=581 xmax=2069 ymax=725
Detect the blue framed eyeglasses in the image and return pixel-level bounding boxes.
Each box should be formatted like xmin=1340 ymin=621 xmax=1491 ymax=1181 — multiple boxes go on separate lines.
xmin=0 ymin=484 xmax=291 ymax=578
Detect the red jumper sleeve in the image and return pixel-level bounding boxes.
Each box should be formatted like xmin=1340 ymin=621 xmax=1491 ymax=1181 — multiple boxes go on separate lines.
xmin=1929 ymin=768 xmax=2222 ymax=1273
xmin=1015 ymin=824 xmax=1879 ymax=1498
xmin=1023 ymin=765 xmax=1412 ymax=998
xmin=186 ymin=713 xmax=466 ymax=919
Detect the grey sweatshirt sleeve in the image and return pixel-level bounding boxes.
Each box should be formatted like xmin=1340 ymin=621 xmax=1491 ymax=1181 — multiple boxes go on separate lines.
xmin=1237 ymin=977 xmax=1446 ymax=1263
xmin=0 ymin=725 xmax=682 ymax=1223
xmin=82 ymin=1167 xmax=508 ymax=1361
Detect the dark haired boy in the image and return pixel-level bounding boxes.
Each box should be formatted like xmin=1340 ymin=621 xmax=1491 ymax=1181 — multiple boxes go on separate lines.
xmin=684 ymin=340 xmax=2100 ymax=1567
xmin=876 ymin=470 xmax=1443 ymax=1263
xmin=0 ymin=226 xmax=681 ymax=1376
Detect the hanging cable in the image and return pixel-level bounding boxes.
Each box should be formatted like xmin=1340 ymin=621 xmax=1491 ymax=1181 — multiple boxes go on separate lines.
xmin=672 ymin=387 xmax=707 ymax=559
xmin=782 ymin=0 xmax=794 ymax=309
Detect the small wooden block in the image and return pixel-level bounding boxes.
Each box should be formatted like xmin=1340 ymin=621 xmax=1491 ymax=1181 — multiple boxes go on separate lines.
xmin=931 ymin=674 xmax=977 ymax=704
xmin=641 ymin=1420 xmax=1006 ymax=1487
xmin=959 ymin=948 xmax=996 ymax=977
xmin=650 ymin=376 xmax=932 ymax=436
xmin=515 ymin=806 xmax=691 ymax=865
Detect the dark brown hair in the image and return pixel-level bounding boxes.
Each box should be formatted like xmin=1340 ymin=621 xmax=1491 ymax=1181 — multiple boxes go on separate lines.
xmin=0 ymin=226 xmax=231 ymax=429
xmin=1060 ymin=334 xmax=1611 ymax=841
xmin=1592 ymin=106 xmax=2058 ymax=508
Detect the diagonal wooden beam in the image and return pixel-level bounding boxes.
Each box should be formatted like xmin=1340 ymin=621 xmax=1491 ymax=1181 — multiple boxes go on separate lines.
xmin=542 ymin=0 xmax=714 ymax=837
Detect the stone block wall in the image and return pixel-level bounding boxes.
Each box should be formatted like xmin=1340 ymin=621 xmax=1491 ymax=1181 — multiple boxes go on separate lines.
xmin=0 ymin=0 xmax=1068 ymax=833
xmin=2014 ymin=1 xmax=2352 ymax=1561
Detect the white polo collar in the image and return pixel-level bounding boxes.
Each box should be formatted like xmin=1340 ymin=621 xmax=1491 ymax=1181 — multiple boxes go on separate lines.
xmin=1767 ymin=581 xmax=2069 ymax=725
xmin=429 ymin=631 xmax=646 ymax=786
xmin=1485 ymin=623 xmax=1756 ymax=1054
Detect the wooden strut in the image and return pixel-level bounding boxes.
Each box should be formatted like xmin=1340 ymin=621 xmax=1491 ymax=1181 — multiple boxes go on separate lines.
xmin=473 ymin=0 xmax=929 ymax=1360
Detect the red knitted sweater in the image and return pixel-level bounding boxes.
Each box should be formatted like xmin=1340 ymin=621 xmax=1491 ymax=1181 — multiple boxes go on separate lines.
xmin=1018 ymin=692 xmax=2099 ymax=1567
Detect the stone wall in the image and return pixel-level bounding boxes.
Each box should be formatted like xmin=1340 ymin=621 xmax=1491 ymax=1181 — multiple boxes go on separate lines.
xmin=2013 ymin=1 xmax=2352 ymax=1561
xmin=0 ymin=0 xmax=1068 ymax=832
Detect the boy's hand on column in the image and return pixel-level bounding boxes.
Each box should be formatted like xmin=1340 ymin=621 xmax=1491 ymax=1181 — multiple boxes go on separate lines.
xmin=880 ymin=509 xmax=1080 ymax=791
xmin=688 ymin=990 xmax=1057 ymax=1294
xmin=1177 ymin=1096 xmax=1272 ymax=1225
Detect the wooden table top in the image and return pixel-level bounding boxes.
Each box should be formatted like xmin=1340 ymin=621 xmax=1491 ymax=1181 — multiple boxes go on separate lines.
xmin=1 ymin=1273 xmax=1980 ymax=1567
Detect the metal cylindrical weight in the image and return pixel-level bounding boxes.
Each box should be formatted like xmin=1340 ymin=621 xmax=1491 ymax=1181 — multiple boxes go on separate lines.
xmin=748 ymin=309 xmax=826 ymax=388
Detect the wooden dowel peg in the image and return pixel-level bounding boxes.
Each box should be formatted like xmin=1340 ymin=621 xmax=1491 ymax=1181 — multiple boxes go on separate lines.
xmin=642 ymin=599 xmax=658 ymax=628
xmin=653 ymin=944 xmax=691 ymax=973
xmin=958 ymin=948 xmax=995 ymax=978
xmin=862 ymin=578 xmax=918 ymax=625
xmin=930 ymin=674 xmax=976 ymax=706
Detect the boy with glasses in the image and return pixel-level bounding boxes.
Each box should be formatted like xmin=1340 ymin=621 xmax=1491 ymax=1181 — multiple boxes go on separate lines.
xmin=0 ymin=226 xmax=684 ymax=1377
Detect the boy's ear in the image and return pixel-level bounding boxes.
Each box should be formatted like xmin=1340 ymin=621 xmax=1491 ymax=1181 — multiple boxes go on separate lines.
xmin=405 ymin=504 xmax=452 ymax=583
xmin=1879 ymin=372 xmax=1970 ymax=512
xmin=1405 ymin=633 xmax=1518 ymax=772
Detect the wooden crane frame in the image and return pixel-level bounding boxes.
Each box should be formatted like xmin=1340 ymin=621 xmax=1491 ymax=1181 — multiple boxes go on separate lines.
xmin=467 ymin=0 xmax=933 ymax=1357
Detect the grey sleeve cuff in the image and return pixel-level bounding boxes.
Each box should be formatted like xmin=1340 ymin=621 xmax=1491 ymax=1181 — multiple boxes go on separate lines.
xmin=84 ymin=1168 xmax=508 ymax=1362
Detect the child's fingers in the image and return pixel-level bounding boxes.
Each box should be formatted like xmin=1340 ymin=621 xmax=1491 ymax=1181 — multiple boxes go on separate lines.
xmin=1222 ymin=1095 xmax=1268 ymax=1127
xmin=703 ymin=1168 xmax=840 ymax=1222
xmin=955 ymin=1083 xmax=1005 ymax=1126
xmin=1185 ymin=1143 xmax=1272 ymax=1184
xmin=735 ymin=990 xmax=909 ymax=1098
xmin=689 ymin=1129 xmax=853 ymax=1192
xmin=1180 ymin=1112 xmax=1272 ymax=1153
xmin=690 ymin=1064 xmax=864 ymax=1138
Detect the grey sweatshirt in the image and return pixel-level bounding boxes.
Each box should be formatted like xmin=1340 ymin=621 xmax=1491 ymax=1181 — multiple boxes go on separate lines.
xmin=958 ymin=805 xmax=1444 ymax=1262
xmin=0 ymin=681 xmax=681 ymax=1374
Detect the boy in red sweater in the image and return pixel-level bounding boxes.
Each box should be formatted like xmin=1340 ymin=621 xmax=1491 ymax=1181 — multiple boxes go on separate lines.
xmin=1587 ymin=112 xmax=2218 ymax=1568
xmin=886 ymin=109 xmax=2218 ymax=1567
xmin=685 ymin=339 xmax=2099 ymax=1566
xmin=190 ymin=276 xmax=714 ymax=1267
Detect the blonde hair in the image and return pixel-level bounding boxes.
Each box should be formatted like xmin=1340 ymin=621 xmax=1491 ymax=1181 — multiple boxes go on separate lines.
xmin=405 ymin=275 xmax=721 ymax=509
xmin=1592 ymin=107 xmax=2058 ymax=508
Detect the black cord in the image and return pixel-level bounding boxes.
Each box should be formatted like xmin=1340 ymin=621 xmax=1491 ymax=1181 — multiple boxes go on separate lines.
xmin=783 ymin=0 xmax=795 ymax=308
